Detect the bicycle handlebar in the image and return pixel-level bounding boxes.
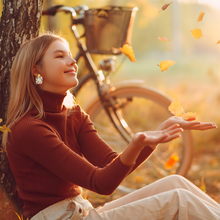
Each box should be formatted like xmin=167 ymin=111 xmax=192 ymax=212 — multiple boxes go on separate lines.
xmin=42 ymin=5 xmax=88 ymax=18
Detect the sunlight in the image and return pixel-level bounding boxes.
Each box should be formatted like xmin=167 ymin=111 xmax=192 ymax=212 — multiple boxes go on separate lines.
xmin=178 ymin=0 xmax=220 ymax=10
xmin=199 ymin=0 xmax=220 ymax=9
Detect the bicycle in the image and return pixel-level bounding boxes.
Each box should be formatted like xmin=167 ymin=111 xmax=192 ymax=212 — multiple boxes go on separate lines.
xmin=42 ymin=5 xmax=193 ymax=194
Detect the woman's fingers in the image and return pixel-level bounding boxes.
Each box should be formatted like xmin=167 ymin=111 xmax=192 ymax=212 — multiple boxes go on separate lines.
xmin=162 ymin=133 xmax=181 ymax=143
xmin=190 ymin=122 xmax=217 ymax=130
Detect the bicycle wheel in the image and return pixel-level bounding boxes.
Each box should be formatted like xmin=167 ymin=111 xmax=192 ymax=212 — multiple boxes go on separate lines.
xmin=85 ymin=85 xmax=193 ymax=193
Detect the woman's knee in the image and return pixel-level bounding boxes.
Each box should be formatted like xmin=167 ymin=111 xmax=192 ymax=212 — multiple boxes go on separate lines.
xmin=164 ymin=174 xmax=188 ymax=184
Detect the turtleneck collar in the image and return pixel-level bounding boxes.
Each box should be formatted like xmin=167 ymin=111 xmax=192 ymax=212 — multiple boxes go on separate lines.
xmin=38 ymin=89 xmax=67 ymax=113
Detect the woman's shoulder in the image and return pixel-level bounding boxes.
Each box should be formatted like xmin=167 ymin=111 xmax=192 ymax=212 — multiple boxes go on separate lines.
xmin=67 ymin=104 xmax=91 ymax=124
xmin=11 ymin=113 xmax=49 ymax=139
xmin=67 ymin=104 xmax=87 ymax=116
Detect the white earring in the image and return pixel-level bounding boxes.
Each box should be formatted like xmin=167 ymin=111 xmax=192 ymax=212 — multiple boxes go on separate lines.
xmin=35 ymin=74 xmax=43 ymax=84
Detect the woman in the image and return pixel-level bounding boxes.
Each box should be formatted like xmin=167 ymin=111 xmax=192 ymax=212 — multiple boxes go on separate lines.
xmin=2 ymin=33 xmax=219 ymax=220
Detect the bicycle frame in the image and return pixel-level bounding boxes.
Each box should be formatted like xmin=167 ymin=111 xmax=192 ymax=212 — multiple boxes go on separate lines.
xmin=43 ymin=5 xmax=135 ymax=142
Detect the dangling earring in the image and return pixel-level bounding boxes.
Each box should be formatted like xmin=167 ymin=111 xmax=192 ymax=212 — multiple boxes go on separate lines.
xmin=35 ymin=74 xmax=43 ymax=84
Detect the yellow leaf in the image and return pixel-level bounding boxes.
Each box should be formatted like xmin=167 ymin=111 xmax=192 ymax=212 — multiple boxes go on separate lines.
xmin=168 ymin=98 xmax=183 ymax=117
xmin=198 ymin=11 xmax=205 ymax=22
xmin=164 ymin=154 xmax=179 ymax=170
xmin=199 ymin=176 xmax=206 ymax=192
xmin=191 ymin=28 xmax=203 ymax=39
xmin=120 ymin=44 xmax=137 ymax=62
xmin=0 ymin=118 xmax=2 ymax=123
xmin=169 ymin=99 xmax=197 ymax=121
xmin=157 ymin=36 xmax=170 ymax=41
xmin=216 ymin=40 xmax=220 ymax=45
xmin=0 ymin=125 xmax=11 ymax=133
xmin=181 ymin=112 xmax=197 ymax=121
xmin=157 ymin=60 xmax=175 ymax=72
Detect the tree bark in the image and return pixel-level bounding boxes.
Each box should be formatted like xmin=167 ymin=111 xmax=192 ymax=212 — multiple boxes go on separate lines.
xmin=0 ymin=0 xmax=43 ymax=219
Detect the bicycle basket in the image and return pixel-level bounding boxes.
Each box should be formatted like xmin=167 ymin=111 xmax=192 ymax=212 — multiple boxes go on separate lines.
xmin=84 ymin=6 xmax=138 ymax=55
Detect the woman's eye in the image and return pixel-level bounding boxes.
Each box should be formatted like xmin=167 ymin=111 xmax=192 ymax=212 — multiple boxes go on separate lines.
xmin=57 ymin=55 xmax=63 ymax=58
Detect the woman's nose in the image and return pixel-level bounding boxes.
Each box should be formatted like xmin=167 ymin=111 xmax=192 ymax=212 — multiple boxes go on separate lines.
xmin=69 ymin=57 xmax=76 ymax=65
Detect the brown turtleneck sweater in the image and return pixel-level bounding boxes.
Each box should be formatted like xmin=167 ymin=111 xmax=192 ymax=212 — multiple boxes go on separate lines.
xmin=7 ymin=90 xmax=154 ymax=218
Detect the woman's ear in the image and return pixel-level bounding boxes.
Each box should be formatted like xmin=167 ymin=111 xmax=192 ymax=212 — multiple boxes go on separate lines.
xmin=32 ymin=65 xmax=40 ymax=77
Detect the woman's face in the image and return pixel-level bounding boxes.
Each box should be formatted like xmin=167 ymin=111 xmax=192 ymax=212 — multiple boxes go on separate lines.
xmin=36 ymin=39 xmax=78 ymax=94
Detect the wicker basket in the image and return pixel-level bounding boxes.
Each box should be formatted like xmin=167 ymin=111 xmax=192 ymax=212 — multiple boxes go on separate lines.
xmin=84 ymin=6 xmax=138 ymax=55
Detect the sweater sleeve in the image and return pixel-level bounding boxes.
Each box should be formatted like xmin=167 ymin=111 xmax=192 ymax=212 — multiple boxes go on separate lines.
xmin=11 ymin=119 xmax=132 ymax=195
xmin=77 ymin=108 xmax=155 ymax=173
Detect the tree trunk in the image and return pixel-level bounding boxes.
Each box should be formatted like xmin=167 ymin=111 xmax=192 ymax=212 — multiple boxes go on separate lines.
xmin=0 ymin=0 xmax=43 ymax=219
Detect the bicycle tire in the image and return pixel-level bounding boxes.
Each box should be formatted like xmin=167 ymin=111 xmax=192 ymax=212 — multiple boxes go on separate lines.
xmin=85 ymin=85 xmax=193 ymax=193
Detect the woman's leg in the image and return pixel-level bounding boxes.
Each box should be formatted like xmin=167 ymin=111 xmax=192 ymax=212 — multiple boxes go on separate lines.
xmin=97 ymin=175 xmax=219 ymax=213
xmin=87 ymin=188 xmax=220 ymax=220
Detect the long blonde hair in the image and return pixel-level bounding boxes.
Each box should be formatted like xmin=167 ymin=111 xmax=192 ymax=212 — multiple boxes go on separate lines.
xmin=2 ymin=34 xmax=75 ymax=150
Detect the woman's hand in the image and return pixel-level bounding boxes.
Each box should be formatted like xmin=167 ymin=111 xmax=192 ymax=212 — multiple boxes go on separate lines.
xmin=132 ymin=124 xmax=183 ymax=150
xmin=156 ymin=116 xmax=217 ymax=132
xmin=120 ymin=124 xmax=183 ymax=165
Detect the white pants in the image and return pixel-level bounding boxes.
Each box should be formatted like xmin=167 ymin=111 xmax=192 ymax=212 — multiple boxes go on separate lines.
xmin=31 ymin=175 xmax=220 ymax=220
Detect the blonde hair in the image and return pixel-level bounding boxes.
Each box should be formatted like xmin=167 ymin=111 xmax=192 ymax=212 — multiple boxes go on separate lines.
xmin=2 ymin=33 xmax=75 ymax=150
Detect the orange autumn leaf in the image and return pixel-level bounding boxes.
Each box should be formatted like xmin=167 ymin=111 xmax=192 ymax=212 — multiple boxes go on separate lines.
xmin=168 ymin=98 xmax=183 ymax=117
xmin=157 ymin=36 xmax=170 ymax=41
xmin=181 ymin=112 xmax=197 ymax=121
xmin=216 ymin=40 xmax=220 ymax=45
xmin=160 ymin=2 xmax=173 ymax=12
xmin=198 ymin=11 xmax=205 ymax=22
xmin=120 ymin=44 xmax=137 ymax=62
xmin=168 ymin=99 xmax=197 ymax=120
xmin=157 ymin=60 xmax=175 ymax=72
xmin=191 ymin=28 xmax=203 ymax=39
xmin=164 ymin=154 xmax=179 ymax=170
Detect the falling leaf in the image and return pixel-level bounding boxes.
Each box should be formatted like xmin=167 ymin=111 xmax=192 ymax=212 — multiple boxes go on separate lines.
xmin=198 ymin=11 xmax=205 ymax=22
xmin=157 ymin=36 xmax=170 ymax=41
xmin=159 ymin=2 xmax=173 ymax=12
xmin=191 ymin=29 xmax=203 ymax=39
xmin=164 ymin=154 xmax=179 ymax=170
xmin=168 ymin=98 xmax=183 ymax=117
xmin=168 ymin=99 xmax=197 ymax=120
xmin=157 ymin=60 xmax=175 ymax=72
xmin=216 ymin=40 xmax=220 ymax=45
xmin=120 ymin=44 xmax=137 ymax=62
xmin=181 ymin=112 xmax=197 ymax=121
